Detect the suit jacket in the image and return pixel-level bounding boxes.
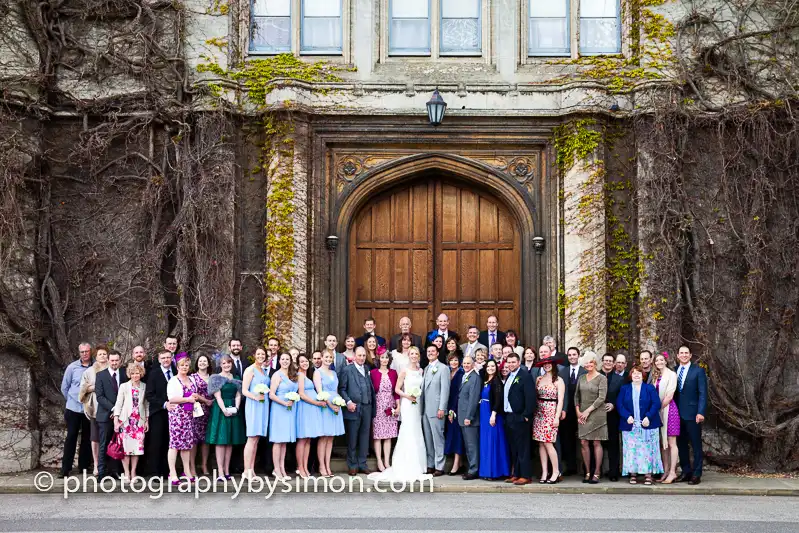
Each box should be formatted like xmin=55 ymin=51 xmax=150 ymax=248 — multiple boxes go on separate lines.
xmin=95 ymin=367 xmax=129 ymax=422
xmin=460 ymin=342 xmax=488 ymax=360
xmin=505 ymin=367 xmax=536 ymax=420
xmin=144 ymin=359 xmax=177 ymax=384
xmin=563 ymin=365 xmax=586 ymax=418
xmin=550 ymin=350 xmax=568 ymax=367
xmin=457 ymin=369 xmax=481 ymax=426
xmin=422 ymin=361 xmax=450 ymax=417
xmin=388 ymin=333 xmax=423 ymax=352
xmin=478 ymin=329 xmax=506 ymax=348
xmin=144 ymin=363 xmax=172 ymax=415
xmin=617 ymin=382 xmax=662 ymax=431
xmin=355 ymin=332 xmax=386 ymax=348
xmin=338 ymin=364 xmax=376 ymax=421
xmin=674 ymin=363 xmax=707 ymax=420
xmin=602 ymin=370 xmax=625 ymax=405
xmin=112 ymin=381 xmax=149 ymax=424
xmin=229 ymin=356 xmax=246 ymax=380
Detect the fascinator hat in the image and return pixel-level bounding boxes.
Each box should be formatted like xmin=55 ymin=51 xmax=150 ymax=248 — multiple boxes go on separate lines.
xmin=174 ymin=351 xmax=191 ymax=364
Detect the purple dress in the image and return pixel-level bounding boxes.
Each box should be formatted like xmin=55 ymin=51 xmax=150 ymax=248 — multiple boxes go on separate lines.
xmin=190 ymin=373 xmax=210 ymax=443
xmin=656 ymin=377 xmax=681 ymax=437
xmin=168 ymin=378 xmax=197 ymax=450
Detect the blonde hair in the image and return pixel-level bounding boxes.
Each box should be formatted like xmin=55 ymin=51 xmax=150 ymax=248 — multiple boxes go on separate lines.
xmin=408 ymin=346 xmax=421 ymax=360
xmin=579 ymin=351 xmax=599 ymax=368
xmin=127 ymin=362 xmax=146 ymax=378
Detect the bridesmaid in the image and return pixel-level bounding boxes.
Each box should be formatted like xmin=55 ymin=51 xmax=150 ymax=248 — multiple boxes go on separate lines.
xmin=242 ymin=347 xmax=269 ymax=479
xmin=269 ymin=353 xmax=299 ymax=480
xmin=190 ymin=353 xmax=213 ymax=476
xmin=314 ymin=350 xmax=344 ymax=476
xmin=478 ymin=359 xmax=510 ymax=479
xmin=444 ymin=353 xmax=464 ymax=475
xmin=206 ymin=355 xmax=245 ymax=480
xmin=370 ymin=347 xmax=399 ymax=471
xmin=533 ymin=358 xmax=565 ymax=483
xmin=296 ymin=353 xmax=325 ymax=479
xmin=166 ymin=353 xmax=198 ymax=484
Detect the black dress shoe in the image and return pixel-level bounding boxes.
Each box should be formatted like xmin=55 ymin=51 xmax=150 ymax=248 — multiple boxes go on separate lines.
xmin=688 ymin=476 xmax=701 ymax=485
xmin=426 ymin=467 xmax=435 ymax=474
xmin=609 ymin=475 xmax=619 ymax=482
xmin=676 ymin=474 xmax=693 ymax=483
xmin=462 ymin=473 xmax=477 ymax=480
xmin=433 ymin=470 xmax=444 ymax=477
xmin=57 ymin=471 xmax=69 ymax=479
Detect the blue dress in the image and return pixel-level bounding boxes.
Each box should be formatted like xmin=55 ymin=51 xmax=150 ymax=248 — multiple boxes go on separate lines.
xmin=444 ymin=367 xmax=464 ymax=455
xmin=478 ymin=383 xmax=510 ymax=478
xmin=269 ymin=371 xmax=298 ymax=443
xmin=296 ymin=374 xmax=323 ymax=439
xmin=319 ymin=370 xmax=345 ymax=436
xmin=244 ymin=367 xmax=269 ymax=437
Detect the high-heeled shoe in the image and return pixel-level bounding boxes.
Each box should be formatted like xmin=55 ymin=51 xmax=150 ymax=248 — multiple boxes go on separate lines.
xmin=547 ymin=471 xmax=561 ymax=484
xmin=539 ymin=477 xmax=548 ymax=484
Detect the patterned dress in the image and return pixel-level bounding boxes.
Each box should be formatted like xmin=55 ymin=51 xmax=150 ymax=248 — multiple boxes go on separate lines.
xmin=168 ymin=377 xmax=197 ymax=450
xmin=622 ymin=384 xmax=664 ymax=475
xmin=120 ymin=386 xmax=145 ymax=455
xmin=190 ymin=373 xmax=210 ymax=443
xmin=372 ymin=372 xmax=399 ymax=439
xmin=533 ymin=380 xmax=559 ymax=443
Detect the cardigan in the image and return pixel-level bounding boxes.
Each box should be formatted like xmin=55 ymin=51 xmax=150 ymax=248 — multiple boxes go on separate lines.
xmin=369 ymin=368 xmax=400 ymax=400
xmin=112 ymin=381 xmax=149 ymax=424
xmin=655 ymin=367 xmax=678 ymax=447
xmin=616 ymin=382 xmax=662 ymax=432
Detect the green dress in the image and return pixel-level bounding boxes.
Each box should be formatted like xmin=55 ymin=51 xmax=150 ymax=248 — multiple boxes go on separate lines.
xmin=205 ymin=375 xmax=246 ymax=446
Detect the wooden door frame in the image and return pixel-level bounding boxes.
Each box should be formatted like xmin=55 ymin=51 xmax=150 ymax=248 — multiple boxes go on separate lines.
xmin=330 ymin=152 xmax=541 ymax=342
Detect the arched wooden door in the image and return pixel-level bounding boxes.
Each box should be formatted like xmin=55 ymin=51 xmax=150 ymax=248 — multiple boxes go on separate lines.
xmin=348 ymin=179 xmax=521 ymax=336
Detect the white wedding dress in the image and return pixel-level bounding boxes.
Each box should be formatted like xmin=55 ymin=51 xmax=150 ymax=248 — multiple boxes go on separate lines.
xmin=367 ymin=369 xmax=432 ymax=482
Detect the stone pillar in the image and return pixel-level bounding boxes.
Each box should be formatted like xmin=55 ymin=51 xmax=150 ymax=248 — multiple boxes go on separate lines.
xmin=561 ymin=145 xmax=607 ymax=355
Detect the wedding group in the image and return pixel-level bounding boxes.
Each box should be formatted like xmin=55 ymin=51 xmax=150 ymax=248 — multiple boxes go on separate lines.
xmin=60 ymin=314 xmax=708 ymax=486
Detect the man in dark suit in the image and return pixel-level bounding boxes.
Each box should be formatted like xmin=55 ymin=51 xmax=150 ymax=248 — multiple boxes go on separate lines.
xmin=426 ymin=313 xmax=458 ymax=345
xmin=95 ymin=350 xmax=128 ymax=479
xmin=543 ymin=335 xmax=567 ymax=366
xmin=388 ymin=316 xmax=423 ymax=352
xmin=561 ymin=346 xmax=586 ymax=476
xmin=458 ymin=354 xmax=481 ymax=480
xmin=600 ymin=353 xmax=624 ymax=481
xmin=144 ymin=350 xmax=174 ymax=478
xmin=674 ymin=345 xmax=707 ymax=485
xmin=338 ymin=346 xmax=376 ymax=475
xmin=502 ymin=353 xmax=536 ymax=485
xmin=225 ymin=338 xmax=246 ymax=474
xmin=355 ymin=317 xmax=386 ymax=348
xmin=478 ymin=315 xmax=506 ymax=348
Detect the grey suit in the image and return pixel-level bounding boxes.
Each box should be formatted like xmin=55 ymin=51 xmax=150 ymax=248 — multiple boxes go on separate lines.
xmin=333 ymin=351 xmax=347 ymax=374
xmin=338 ymin=364 xmax=376 ymax=470
xmin=460 ymin=342 xmax=488 ymax=360
xmin=457 ymin=369 xmax=481 ymax=475
xmin=421 ymin=360 xmax=450 ymax=471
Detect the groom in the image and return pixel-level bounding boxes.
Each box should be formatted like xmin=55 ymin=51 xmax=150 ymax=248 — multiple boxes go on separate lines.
xmin=421 ymin=345 xmax=450 ymax=476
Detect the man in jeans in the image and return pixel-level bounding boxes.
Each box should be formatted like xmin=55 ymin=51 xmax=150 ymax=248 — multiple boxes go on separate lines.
xmin=59 ymin=342 xmax=93 ymax=478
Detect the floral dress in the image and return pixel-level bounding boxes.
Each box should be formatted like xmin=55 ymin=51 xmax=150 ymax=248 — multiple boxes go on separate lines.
xmin=372 ymin=372 xmax=398 ymax=439
xmin=168 ymin=377 xmax=197 ymax=450
xmin=191 ymin=373 xmax=210 ymax=443
xmin=121 ymin=386 xmax=146 ymax=456
xmin=533 ymin=379 xmax=559 ymax=443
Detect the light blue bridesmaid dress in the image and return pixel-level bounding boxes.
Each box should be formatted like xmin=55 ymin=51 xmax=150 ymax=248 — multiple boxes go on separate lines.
xmin=268 ymin=371 xmax=298 ymax=443
xmin=296 ymin=374 xmax=323 ymax=439
xmin=319 ymin=370 xmax=345 ymax=436
xmin=244 ymin=367 xmax=269 ymax=437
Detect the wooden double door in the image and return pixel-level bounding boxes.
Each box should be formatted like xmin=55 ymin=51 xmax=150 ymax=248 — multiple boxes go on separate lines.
xmin=348 ymin=178 xmax=521 ymax=337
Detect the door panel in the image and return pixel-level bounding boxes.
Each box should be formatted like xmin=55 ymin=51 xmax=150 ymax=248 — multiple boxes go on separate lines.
xmin=349 ymin=179 xmax=520 ymax=337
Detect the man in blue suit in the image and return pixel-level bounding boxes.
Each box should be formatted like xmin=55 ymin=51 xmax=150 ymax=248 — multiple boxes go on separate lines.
xmin=674 ymin=345 xmax=707 ymax=485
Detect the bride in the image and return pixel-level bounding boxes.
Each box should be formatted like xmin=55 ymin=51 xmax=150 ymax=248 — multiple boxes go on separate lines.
xmin=368 ymin=347 xmax=432 ymax=482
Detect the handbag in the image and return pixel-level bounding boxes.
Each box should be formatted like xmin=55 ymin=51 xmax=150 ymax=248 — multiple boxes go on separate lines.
xmin=192 ymin=401 xmax=204 ymax=418
xmin=106 ymin=432 xmax=125 ymax=460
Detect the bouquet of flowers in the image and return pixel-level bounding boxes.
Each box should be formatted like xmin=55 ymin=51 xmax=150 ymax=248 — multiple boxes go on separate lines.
xmin=332 ymin=396 xmax=347 ymax=407
xmin=285 ymin=391 xmax=301 ymax=410
xmin=407 ymin=387 xmax=422 ymax=404
xmin=448 ymin=409 xmax=456 ymax=421
xmin=253 ymin=383 xmax=269 ymax=402
xmin=316 ymin=391 xmax=331 ymax=402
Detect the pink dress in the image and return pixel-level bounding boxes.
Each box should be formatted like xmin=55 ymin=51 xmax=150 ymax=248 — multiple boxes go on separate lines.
xmin=120 ymin=386 xmax=145 ymax=455
xmin=372 ymin=373 xmax=398 ymax=439
xmin=533 ymin=380 xmax=558 ymax=443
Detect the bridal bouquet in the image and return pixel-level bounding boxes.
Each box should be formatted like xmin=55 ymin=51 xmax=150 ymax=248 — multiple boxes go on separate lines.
xmin=332 ymin=396 xmax=347 ymax=407
xmin=407 ymin=387 xmax=422 ymax=404
xmin=317 ymin=391 xmax=331 ymax=403
xmin=448 ymin=409 xmax=456 ymax=421
xmin=253 ymin=383 xmax=269 ymax=401
xmin=285 ymin=391 xmax=301 ymax=410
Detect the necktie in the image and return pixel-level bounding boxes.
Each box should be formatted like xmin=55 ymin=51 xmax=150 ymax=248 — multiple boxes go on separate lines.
xmin=235 ymin=359 xmax=242 ymax=376
xmin=166 ymin=369 xmax=171 ymax=381
xmin=678 ymin=366 xmax=685 ymax=391
xmin=490 ymin=332 xmax=495 ymax=346
xmin=112 ymin=372 xmax=118 ymax=391
xmin=570 ymin=368 xmax=576 ymax=385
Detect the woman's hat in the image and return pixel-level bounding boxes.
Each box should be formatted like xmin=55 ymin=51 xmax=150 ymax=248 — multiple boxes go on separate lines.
xmin=174 ymin=351 xmax=190 ymax=363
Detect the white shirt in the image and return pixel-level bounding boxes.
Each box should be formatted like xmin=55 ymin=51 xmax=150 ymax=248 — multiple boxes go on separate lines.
xmin=462 ymin=369 xmax=475 ymax=384
xmin=464 ymin=342 xmax=479 ymax=356
xmin=108 ymin=367 xmax=119 ymax=387
xmin=355 ymin=364 xmax=365 ymax=377
xmin=162 ymin=365 xmax=172 ymax=380
xmin=678 ymin=362 xmax=691 ymax=388
xmin=569 ymin=365 xmax=579 ymax=378
xmin=438 ymin=330 xmax=449 ymax=340
xmin=230 ymin=355 xmax=243 ymax=375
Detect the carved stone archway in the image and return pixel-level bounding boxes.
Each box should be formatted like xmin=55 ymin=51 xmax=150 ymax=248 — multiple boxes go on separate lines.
xmin=327 ymin=153 xmax=544 ymax=342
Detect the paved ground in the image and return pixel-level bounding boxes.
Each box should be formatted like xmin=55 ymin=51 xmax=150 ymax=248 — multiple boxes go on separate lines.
xmin=0 ymin=493 xmax=796 ymax=532
xmin=2 ymin=468 xmax=797 ymax=496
